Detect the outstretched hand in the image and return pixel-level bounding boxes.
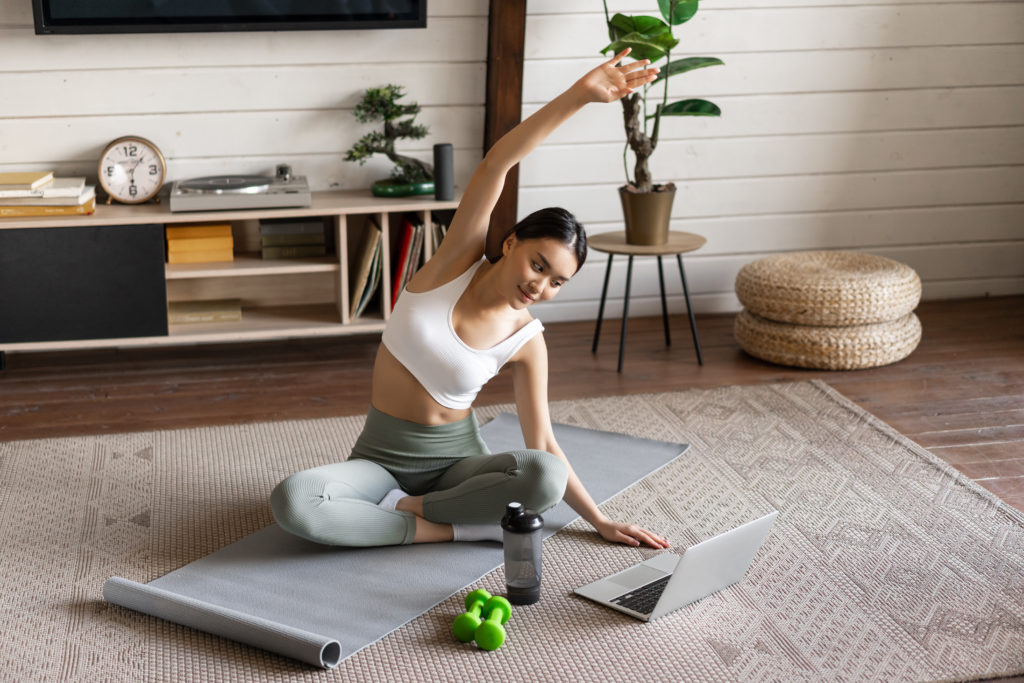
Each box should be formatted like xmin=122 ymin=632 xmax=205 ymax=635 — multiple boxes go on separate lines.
xmin=576 ymin=48 xmax=660 ymax=104
xmin=595 ymin=518 xmax=671 ymax=549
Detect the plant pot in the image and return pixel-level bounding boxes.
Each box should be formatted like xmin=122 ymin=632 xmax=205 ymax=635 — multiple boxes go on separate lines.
xmin=619 ymin=184 xmax=676 ymax=246
xmin=371 ymin=179 xmax=434 ymax=198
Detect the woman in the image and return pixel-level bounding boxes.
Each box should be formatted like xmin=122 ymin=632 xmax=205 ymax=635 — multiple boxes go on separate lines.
xmin=271 ymin=49 xmax=669 ymax=550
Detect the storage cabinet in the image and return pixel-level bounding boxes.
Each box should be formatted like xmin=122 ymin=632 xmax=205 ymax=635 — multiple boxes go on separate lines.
xmin=0 ymin=191 xmax=458 ymax=357
xmin=0 ymin=223 xmax=168 ymax=343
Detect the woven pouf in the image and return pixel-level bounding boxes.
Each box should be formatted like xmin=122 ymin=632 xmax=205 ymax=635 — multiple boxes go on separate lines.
xmin=734 ymin=309 xmax=922 ymax=370
xmin=735 ymin=251 xmax=921 ymax=326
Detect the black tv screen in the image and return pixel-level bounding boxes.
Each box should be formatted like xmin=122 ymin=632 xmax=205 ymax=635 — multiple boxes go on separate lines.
xmin=32 ymin=0 xmax=427 ymax=34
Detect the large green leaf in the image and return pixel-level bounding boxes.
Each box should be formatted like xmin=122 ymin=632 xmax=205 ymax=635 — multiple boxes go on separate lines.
xmin=602 ymin=30 xmax=679 ymax=62
xmin=654 ymin=56 xmax=724 ymax=83
xmin=609 ymin=13 xmax=670 ymax=39
xmin=659 ymin=0 xmax=700 ymax=25
xmin=652 ymin=99 xmax=722 ymax=117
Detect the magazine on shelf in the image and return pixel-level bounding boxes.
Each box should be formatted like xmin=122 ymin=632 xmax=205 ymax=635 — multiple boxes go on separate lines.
xmin=349 ymin=218 xmax=383 ymax=318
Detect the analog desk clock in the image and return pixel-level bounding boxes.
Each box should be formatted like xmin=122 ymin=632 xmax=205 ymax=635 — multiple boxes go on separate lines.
xmin=97 ymin=136 xmax=167 ymax=204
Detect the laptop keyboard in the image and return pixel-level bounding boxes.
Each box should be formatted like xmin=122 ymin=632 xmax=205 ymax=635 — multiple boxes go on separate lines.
xmin=610 ymin=575 xmax=671 ymax=615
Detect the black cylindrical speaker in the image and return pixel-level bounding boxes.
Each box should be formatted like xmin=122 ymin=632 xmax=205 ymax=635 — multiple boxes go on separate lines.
xmin=433 ymin=143 xmax=454 ymax=201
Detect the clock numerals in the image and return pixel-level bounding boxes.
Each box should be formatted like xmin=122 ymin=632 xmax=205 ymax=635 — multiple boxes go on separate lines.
xmin=99 ymin=136 xmax=165 ymax=203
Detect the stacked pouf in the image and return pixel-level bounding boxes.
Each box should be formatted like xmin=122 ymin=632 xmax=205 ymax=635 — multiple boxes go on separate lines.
xmin=734 ymin=251 xmax=922 ymax=370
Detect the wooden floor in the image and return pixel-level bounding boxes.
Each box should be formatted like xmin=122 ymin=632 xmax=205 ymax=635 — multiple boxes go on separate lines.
xmin=2 ymin=295 xmax=1023 ymax=514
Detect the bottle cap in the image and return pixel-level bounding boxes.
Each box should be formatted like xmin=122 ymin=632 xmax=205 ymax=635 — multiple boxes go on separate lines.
xmin=501 ymin=502 xmax=543 ymax=533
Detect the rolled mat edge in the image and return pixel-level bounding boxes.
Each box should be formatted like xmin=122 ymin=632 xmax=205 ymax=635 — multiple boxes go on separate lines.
xmin=102 ymin=576 xmax=341 ymax=669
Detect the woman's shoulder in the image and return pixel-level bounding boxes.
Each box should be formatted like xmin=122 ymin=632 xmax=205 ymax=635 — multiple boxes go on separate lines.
xmin=405 ymin=253 xmax=484 ymax=294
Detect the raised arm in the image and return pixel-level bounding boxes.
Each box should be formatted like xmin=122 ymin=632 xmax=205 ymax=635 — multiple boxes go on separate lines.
xmin=422 ymin=49 xmax=659 ymax=280
xmin=511 ymin=337 xmax=671 ymax=549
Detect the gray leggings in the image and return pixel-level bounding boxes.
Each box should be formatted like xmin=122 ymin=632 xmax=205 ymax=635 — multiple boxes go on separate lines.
xmin=270 ymin=407 xmax=568 ymax=547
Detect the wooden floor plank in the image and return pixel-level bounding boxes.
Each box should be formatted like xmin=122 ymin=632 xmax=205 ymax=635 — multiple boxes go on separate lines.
xmin=2 ymin=295 xmax=1022 ymax=517
xmin=954 ymin=459 xmax=1024 ymax=480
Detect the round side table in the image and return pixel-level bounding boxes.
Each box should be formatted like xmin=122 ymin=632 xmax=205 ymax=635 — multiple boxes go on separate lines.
xmin=588 ymin=230 xmax=706 ymax=372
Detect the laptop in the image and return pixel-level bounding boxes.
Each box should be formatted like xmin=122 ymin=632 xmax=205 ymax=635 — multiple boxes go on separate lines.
xmin=574 ymin=511 xmax=778 ymax=621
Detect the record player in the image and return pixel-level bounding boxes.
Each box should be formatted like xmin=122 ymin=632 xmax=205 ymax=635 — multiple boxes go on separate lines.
xmin=169 ymin=164 xmax=312 ymax=212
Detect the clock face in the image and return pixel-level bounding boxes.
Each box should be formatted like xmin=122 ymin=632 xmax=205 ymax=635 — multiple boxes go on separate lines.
xmin=98 ymin=136 xmax=166 ymax=204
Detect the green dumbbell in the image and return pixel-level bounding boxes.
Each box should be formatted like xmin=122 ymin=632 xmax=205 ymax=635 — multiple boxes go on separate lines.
xmin=452 ymin=589 xmax=492 ymax=642
xmin=474 ymin=596 xmax=512 ymax=651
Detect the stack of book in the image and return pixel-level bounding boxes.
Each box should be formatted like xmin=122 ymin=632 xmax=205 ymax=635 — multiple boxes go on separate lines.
xmin=0 ymin=172 xmax=96 ymax=217
xmin=391 ymin=215 xmax=425 ymax=307
xmin=168 ymin=299 xmax=242 ymax=324
xmin=259 ymin=218 xmax=328 ymax=259
xmin=165 ymin=224 xmax=234 ymax=264
xmin=349 ymin=218 xmax=383 ymax=319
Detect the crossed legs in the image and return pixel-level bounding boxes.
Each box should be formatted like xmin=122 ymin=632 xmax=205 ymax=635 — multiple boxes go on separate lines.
xmin=270 ymin=449 xmax=568 ymax=547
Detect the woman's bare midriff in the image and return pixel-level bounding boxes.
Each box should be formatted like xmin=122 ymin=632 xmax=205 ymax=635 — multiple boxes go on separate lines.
xmin=370 ymin=345 xmax=473 ymax=425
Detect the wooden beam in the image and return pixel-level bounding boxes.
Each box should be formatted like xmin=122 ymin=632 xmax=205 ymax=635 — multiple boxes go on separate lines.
xmin=484 ymin=0 xmax=527 ymax=239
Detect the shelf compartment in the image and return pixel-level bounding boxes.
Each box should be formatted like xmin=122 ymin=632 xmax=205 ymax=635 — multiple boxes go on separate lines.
xmin=166 ymin=303 xmax=384 ymax=342
xmin=166 ymin=253 xmax=339 ymax=279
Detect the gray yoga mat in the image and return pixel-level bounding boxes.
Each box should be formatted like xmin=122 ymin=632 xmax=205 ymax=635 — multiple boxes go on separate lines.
xmin=103 ymin=413 xmax=688 ymax=668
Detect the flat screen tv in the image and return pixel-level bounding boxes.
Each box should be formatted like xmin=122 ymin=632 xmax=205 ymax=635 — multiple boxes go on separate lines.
xmin=32 ymin=0 xmax=427 ymax=34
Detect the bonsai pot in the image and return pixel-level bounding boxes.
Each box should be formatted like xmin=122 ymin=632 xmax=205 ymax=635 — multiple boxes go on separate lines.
xmin=619 ymin=183 xmax=676 ymax=246
xmin=371 ymin=179 xmax=434 ymax=198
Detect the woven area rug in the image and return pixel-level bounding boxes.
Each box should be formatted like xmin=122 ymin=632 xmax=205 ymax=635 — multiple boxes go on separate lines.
xmin=2 ymin=380 xmax=1023 ymax=682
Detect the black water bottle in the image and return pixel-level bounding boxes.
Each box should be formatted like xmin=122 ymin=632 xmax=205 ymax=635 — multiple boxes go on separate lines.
xmin=501 ymin=502 xmax=544 ymax=605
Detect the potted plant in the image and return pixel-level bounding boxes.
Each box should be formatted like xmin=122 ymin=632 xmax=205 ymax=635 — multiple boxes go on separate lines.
xmin=344 ymin=84 xmax=435 ymax=197
xmin=601 ymin=0 xmax=723 ymax=245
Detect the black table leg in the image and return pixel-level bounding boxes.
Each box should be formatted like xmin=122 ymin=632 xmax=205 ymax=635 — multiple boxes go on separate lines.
xmin=618 ymin=255 xmax=634 ymax=373
xmin=657 ymin=255 xmax=671 ymax=347
xmin=676 ymin=254 xmax=703 ymax=365
xmin=592 ymin=253 xmax=614 ymax=354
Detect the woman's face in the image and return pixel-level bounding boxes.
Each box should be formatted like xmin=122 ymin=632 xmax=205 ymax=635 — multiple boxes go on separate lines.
xmin=501 ymin=236 xmax=579 ymax=309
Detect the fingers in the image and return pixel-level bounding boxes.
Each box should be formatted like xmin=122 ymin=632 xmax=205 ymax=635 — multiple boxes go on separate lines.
xmin=620 ymin=57 xmax=652 ymax=74
xmin=613 ymin=524 xmax=671 ymax=549
xmin=624 ymin=63 xmax=659 ymax=84
xmin=606 ymin=46 xmax=632 ymax=66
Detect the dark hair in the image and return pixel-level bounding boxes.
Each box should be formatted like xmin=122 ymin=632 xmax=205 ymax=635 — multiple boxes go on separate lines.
xmin=504 ymin=207 xmax=587 ymax=272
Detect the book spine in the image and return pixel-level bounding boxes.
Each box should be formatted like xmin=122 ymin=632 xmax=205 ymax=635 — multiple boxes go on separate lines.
xmin=169 ymin=311 xmax=243 ymax=324
xmin=258 ymin=220 xmax=326 ymax=236
xmin=165 ymin=224 xmax=233 ymax=239
xmin=167 ymin=236 xmax=234 ymax=252
xmin=0 ymin=187 xmax=94 ymax=206
xmin=261 ymin=245 xmax=327 ymax=259
xmin=0 ymin=197 xmax=95 ymax=217
xmin=167 ymin=249 xmax=235 ymax=264
xmin=260 ymin=233 xmax=326 ymax=247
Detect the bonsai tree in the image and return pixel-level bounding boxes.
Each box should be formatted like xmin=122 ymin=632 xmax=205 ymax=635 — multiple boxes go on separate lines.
xmin=601 ymin=0 xmax=723 ymax=193
xmin=344 ymin=84 xmax=433 ymax=185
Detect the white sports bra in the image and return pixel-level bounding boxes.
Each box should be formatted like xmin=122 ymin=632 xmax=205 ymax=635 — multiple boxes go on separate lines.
xmin=381 ymin=258 xmax=544 ymax=410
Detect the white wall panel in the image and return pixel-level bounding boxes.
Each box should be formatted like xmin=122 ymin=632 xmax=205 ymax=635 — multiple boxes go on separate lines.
xmin=524 ymin=87 xmax=1024 ymax=143
xmin=523 ymin=46 xmax=1024 ymax=101
xmin=1 ymin=0 xmax=1022 ymax=328
xmin=1 ymin=64 xmax=486 ymax=117
xmin=519 ymin=1 xmax=1024 ymax=320
xmin=0 ymin=0 xmax=489 ymax=193
xmin=521 ymin=128 xmax=1024 ymax=185
xmin=527 ymin=5 xmax=1024 ymax=57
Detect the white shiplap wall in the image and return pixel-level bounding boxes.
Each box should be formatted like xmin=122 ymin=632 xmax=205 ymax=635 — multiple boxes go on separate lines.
xmin=519 ymin=0 xmax=1024 ymax=323
xmin=2 ymin=0 xmax=1022 ymax=325
xmin=0 ymin=0 xmax=488 ymax=194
